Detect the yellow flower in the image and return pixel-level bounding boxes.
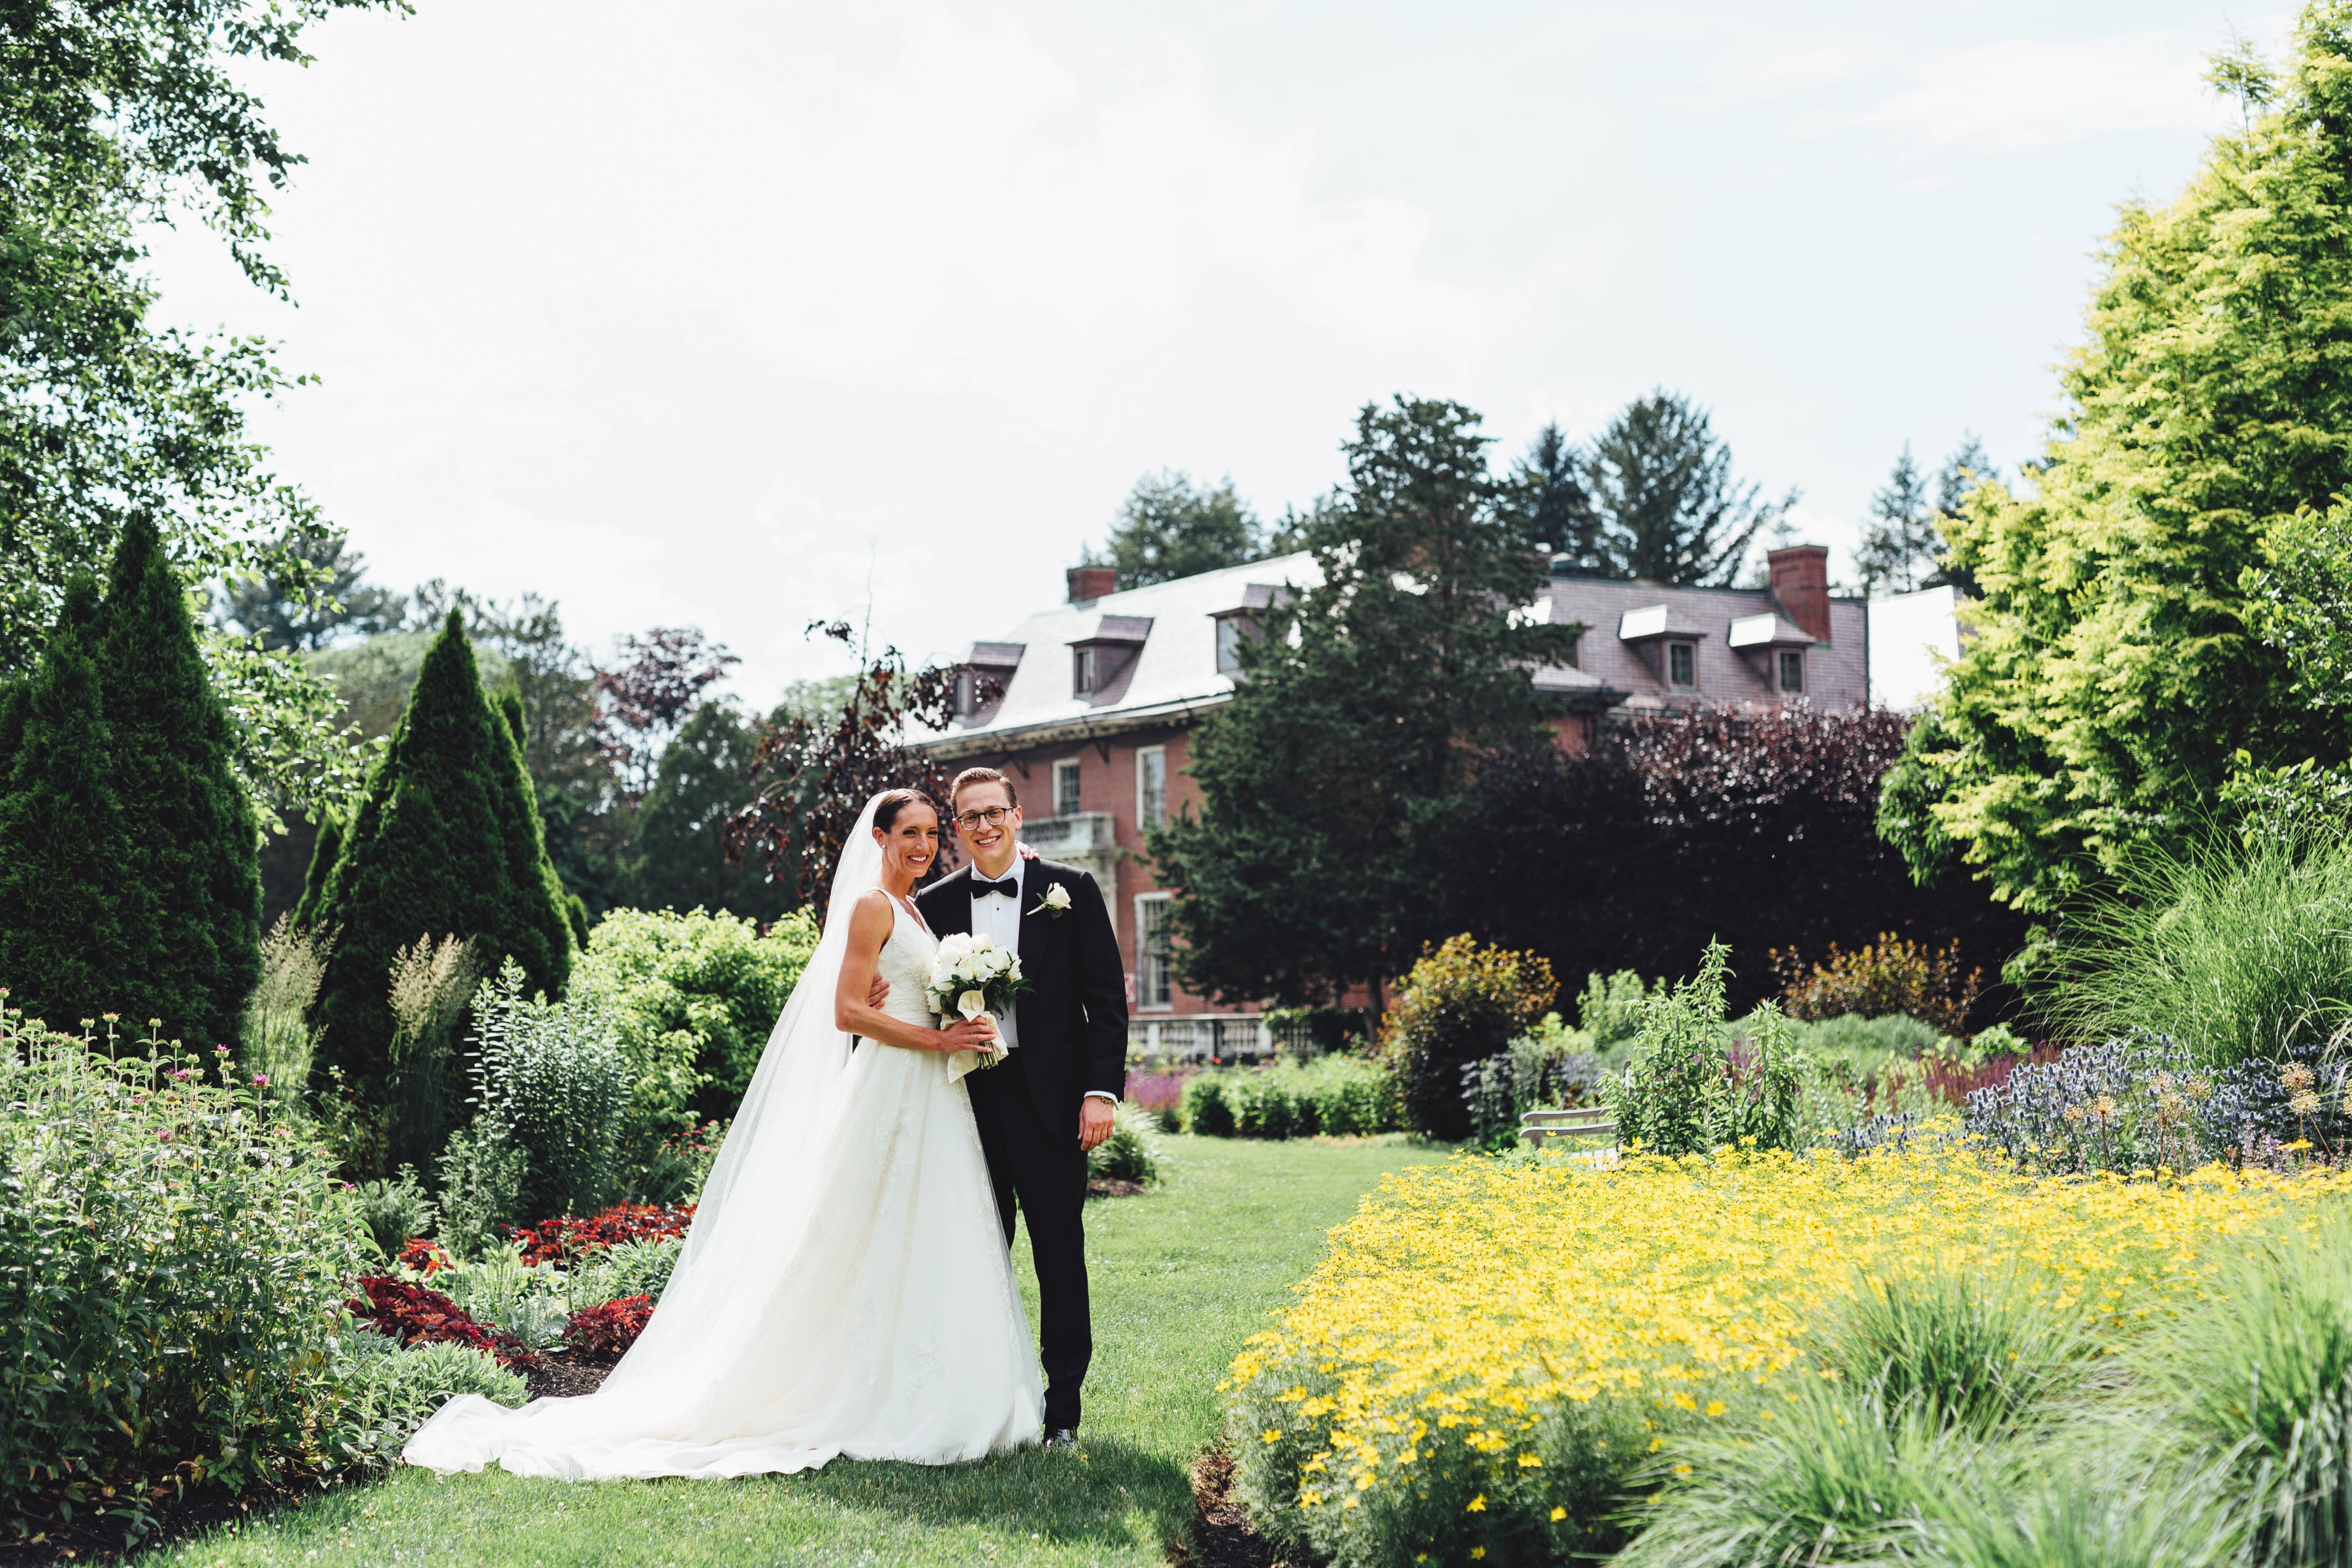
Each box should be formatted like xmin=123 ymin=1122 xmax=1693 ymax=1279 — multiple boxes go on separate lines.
xmin=1262 ymin=1428 xmax=1282 ymax=1444
xmin=1705 ymin=1399 xmax=1727 ymax=1417
xmin=1550 ymin=1506 xmax=1568 ymax=1522
xmin=1471 ymin=1549 xmax=1486 ymax=1560
xmin=1466 ymin=1494 xmax=1487 ymax=1512
xmin=1517 ymin=1452 xmax=1543 ymax=1467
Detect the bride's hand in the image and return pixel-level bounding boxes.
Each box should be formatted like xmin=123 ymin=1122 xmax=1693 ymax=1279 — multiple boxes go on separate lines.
xmin=936 ymin=1018 xmax=998 ymax=1053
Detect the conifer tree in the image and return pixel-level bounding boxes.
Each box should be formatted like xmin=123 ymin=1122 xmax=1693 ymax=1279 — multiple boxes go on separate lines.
xmin=308 ymin=612 xmax=573 ymax=1109
xmin=293 ymin=812 xmax=342 ymax=930
xmin=0 ymin=580 xmax=132 ymax=1031
xmin=90 ymin=519 xmax=265 ymax=1045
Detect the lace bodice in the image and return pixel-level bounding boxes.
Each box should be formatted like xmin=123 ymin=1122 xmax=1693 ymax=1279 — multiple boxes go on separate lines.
xmin=874 ymin=896 xmax=939 ymax=1031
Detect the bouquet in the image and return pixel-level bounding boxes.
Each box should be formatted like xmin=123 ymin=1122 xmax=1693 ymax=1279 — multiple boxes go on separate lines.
xmin=926 ymin=933 xmax=1030 ymax=1079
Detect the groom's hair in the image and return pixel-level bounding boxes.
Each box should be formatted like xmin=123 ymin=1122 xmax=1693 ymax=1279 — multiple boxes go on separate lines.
xmin=950 ymin=766 xmax=1018 ymax=809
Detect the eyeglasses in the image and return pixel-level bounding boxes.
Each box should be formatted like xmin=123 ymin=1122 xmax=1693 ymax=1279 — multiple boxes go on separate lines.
xmin=954 ymin=806 xmax=1013 ymax=830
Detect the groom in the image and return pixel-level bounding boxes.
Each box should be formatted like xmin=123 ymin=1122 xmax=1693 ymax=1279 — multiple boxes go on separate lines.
xmin=917 ymin=765 xmax=1127 ymax=1447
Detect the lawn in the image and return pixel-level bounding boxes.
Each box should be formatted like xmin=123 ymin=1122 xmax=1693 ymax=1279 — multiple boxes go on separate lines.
xmin=159 ymin=1134 xmax=1449 ymax=1568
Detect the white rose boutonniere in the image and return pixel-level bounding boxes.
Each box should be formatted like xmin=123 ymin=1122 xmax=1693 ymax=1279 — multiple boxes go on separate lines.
xmin=1030 ymin=881 xmax=1073 ymax=919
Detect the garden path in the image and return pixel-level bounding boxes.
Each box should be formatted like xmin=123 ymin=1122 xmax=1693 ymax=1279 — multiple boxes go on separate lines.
xmin=161 ymin=1134 xmax=1447 ymax=1568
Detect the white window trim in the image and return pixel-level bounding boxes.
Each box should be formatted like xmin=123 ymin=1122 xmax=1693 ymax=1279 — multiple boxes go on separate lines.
xmin=1052 ymin=757 xmax=1082 ymax=819
xmin=1778 ymin=648 xmax=1805 ymax=694
xmin=1136 ymin=744 xmax=1168 ymax=829
xmin=1134 ymin=892 xmax=1174 ymax=1011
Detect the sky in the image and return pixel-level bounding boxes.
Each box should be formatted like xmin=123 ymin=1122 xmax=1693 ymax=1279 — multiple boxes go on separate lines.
xmin=146 ymin=0 xmax=2295 ymax=701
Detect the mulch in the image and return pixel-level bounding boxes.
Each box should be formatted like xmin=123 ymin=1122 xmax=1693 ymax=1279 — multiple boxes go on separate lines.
xmin=1087 ymin=1176 xmax=1149 ymax=1199
xmin=1169 ymin=1446 xmax=1290 ymax=1568
xmin=525 ymin=1351 xmax=614 ymax=1401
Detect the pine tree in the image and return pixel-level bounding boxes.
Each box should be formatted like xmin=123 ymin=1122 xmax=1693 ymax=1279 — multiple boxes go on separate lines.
xmin=90 ymin=519 xmax=262 ymax=1045
xmin=497 ymin=685 xmax=588 ymax=944
xmin=1584 ymin=391 xmax=1794 ymax=585
xmin=293 ymin=812 xmax=342 ymax=930
xmin=308 ymin=612 xmax=574 ymax=1113
xmin=1506 ymin=422 xmax=1604 ymax=569
xmin=0 ymin=580 xmax=132 ymax=1032
xmin=1083 ymin=471 xmax=1263 ymax=589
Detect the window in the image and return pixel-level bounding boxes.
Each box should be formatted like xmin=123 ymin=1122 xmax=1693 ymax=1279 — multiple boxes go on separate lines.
xmin=1667 ymin=641 xmax=1697 ymax=689
xmin=1135 ymin=894 xmax=1173 ymax=1009
xmin=1778 ymin=649 xmax=1805 ymax=694
xmin=1053 ymin=758 xmax=1082 ymax=818
xmin=1137 ymin=745 xmax=1168 ymax=829
xmin=1216 ymin=615 xmax=1244 ymax=675
xmin=953 ymin=670 xmax=975 ymax=716
xmin=1565 ymin=631 xmax=1582 ymax=670
xmin=1071 ymin=646 xmax=1096 ymax=697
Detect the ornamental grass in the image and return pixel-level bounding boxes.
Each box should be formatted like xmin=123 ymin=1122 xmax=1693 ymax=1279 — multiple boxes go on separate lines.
xmin=1224 ymin=1145 xmax=2352 ymax=1567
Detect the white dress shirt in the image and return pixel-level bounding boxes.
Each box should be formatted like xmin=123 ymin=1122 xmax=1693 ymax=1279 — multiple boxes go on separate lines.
xmin=967 ymin=850 xmax=1117 ymax=1105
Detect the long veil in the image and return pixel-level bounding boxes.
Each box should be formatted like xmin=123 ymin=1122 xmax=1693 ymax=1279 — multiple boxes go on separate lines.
xmin=590 ymin=793 xmax=887 ymax=1396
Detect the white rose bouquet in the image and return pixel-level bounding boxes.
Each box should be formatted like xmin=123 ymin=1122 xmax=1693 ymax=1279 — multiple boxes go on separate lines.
xmin=926 ymin=932 xmax=1030 ymax=1079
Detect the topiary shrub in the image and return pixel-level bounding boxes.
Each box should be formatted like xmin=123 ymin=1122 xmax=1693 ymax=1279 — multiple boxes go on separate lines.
xmin=1183 ymin=1072 xmax=1235 ymax=1136
xmin=0 ymin=1004 xmax=366 ymax=1538
xmin=1380 ymin=934 xmax=1556 ymax=1140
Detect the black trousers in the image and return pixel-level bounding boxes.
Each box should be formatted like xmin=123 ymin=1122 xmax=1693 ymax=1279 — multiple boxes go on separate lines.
xmin=969 ymin=1071 xmax=1091 ymax=1431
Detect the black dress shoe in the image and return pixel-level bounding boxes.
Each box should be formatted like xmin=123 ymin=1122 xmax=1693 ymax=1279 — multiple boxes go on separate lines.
xmin=1042 ymin=1427 xmax=1079 ymax=1449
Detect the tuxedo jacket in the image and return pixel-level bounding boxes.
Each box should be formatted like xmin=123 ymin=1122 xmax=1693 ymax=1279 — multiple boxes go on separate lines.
xmin=917 ymin=857 xmax=1128 ymax=1132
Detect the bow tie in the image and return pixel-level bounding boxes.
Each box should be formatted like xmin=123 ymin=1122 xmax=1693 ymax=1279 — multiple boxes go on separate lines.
xmin=975 ymin=876 xmax=1021 ymax=898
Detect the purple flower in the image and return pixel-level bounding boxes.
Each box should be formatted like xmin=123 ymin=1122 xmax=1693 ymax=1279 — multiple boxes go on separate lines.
xmin=252 ymin=1073 xmax=269 ymax=1088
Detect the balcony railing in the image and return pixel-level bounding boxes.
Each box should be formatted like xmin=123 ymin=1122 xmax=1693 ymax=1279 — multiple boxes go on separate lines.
xmin=1018 ymin=811 xmax=1120 ymax=889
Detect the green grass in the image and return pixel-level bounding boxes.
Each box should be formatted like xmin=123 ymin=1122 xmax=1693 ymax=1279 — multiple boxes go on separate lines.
xmin=163 ymin=1134 xmax=1448 ymax=1568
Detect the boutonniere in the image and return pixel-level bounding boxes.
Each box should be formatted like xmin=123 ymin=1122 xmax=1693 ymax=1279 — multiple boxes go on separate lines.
xmin=1029 ymin=882 xmax=1073 ymax=919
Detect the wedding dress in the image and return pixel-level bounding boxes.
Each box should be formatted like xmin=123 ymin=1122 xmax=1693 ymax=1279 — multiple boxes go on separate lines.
xmin=402 ymin=796 xmax=1044 ymax=1480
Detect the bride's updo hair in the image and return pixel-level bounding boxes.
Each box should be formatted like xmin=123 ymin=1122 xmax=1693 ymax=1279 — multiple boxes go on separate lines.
xmin=873 ymin=788 xmax=938 ymax=832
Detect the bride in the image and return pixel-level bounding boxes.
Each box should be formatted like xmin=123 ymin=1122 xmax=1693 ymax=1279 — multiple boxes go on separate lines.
xmin=402 ymin=789 xmax=1044 ymax=1479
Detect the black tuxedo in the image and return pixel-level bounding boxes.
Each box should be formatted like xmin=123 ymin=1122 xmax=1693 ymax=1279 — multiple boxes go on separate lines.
xmin=918 ymin=856 xmax=1126 ymax=1431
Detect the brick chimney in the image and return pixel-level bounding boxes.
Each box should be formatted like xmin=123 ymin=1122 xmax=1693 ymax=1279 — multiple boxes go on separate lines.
xmin=1066 ymin=565 xmax=1117 ymax=604
xmin=1768 ymin=544 xmax=1831 ymax=642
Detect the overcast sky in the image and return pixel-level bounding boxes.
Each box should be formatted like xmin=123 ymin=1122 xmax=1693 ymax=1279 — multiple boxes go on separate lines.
xmin=146 ymin=0 xmax=2290 ymax=700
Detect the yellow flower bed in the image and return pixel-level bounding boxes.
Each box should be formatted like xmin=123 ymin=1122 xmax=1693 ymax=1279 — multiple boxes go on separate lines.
xmin=1224 ymin=1146 xmax=2352 ymax=1566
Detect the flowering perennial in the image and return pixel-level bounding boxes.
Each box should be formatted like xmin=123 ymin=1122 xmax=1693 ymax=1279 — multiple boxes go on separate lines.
xmin=506 ymin=1201 xmax=695 ymax=1266
xmin=1226 ymin=1145 xmax=2352 ymax=1565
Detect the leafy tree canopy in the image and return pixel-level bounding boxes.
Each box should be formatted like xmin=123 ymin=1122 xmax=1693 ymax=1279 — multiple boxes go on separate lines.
xmin=1 ymin=0 xmax=400 ymax=826
xmin=1149 ymin=395 xmax=1578 ymax=1006
xmin=214 ymin=526 xmax=404 ymax=651
xmin=1582 ymin=390 xmax=1795 ymax=585
xmin=1880 ymin=6 xmax=2352 ymax=911
xmin=1083 ymin=471 xmax=1265 ymax=589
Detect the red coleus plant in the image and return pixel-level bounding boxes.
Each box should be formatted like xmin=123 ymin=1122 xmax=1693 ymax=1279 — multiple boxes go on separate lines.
xmin=564 ymin=1294 xmax=655 ymax=1364
xmin=347 ymin=1275 xmax=537 ymax=1370
xmin=395 ymin=1236 xmax=451 ymax=1274
xmin=508 ymin=1203 xmax=696 ymax=1266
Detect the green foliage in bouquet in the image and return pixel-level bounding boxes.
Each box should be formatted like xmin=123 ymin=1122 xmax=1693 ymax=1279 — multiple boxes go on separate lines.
xmin=306 ymin=612 xmax=572 ymax=1126
xmin=0 ymin=1002 xmax=366 ymax=1539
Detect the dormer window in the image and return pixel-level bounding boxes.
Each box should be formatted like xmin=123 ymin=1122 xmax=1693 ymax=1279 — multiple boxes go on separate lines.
xmin=1071 ymin=645 xmax=1098 ymax=697
xmin=1216 ymin=615 xmax=1244 ymax=675
xmin=958 ymin=641 xmax=1024 ymax=721
xmin=1667 ymin=641 xmax=1697 ymax=690
xmin=1067 ymin=614 xmax=1152 ymax=704
xmin=1778 ymin=649 xmax=1804 ymax=693
xmin=1211 ymin=585 xmax=1287 ymax=678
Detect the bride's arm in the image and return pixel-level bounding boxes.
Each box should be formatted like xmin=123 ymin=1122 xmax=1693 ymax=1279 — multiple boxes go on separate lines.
xmin=832 ymin=892 xmax=998 ymax=1054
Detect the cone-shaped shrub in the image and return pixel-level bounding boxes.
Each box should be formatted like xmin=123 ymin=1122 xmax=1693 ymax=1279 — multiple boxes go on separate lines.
xmin=491 ymin=686 xmax=581 ymax=943
xmin=91 ymin=519 xmax=263 ymax=1046
xmin=293 ymin=810 xmax=343 ymax=930
xmin=308 ymin=612 xmax=572 ymax=1107
xmin=0 ymin=580 xmax=133 ymax=1031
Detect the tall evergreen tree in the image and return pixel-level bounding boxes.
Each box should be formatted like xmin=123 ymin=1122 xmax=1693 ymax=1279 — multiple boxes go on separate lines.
xmin=91 ymin=519 xmax=263 ymax=1045
xmin=0 ymin=580 xmax=129 ymax=1032
xmin=1584 ymin=391 xmax=1794 ymax=585
xmin=1083 ymin=471 xmax=1263 ymax=589
xmin=308 ymin=612 xmax=573 ymax=1102
xmin=1149 ymin=396 xmax=1576 ymax=1005
xmin=1507 ymin=422 xmax=1604 ymax=569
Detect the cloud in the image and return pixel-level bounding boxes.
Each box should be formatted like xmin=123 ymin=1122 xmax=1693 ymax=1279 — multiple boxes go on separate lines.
xmin=1789 ymin=33 xmax=2229 ymax=157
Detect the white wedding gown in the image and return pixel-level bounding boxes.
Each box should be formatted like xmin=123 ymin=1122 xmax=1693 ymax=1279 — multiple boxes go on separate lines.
xmin=403 ymin=802 xmax=1043 ymax=1480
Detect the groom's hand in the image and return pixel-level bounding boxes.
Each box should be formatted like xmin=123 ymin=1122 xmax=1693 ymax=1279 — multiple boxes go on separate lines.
xmin=1077 ymin=1097 xmax=1115 ymax=1153
xmin=867 ymin=974 xmax=890 ymax=1008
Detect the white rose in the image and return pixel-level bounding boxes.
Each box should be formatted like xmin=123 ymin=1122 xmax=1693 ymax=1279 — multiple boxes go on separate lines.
xmin=1042 ymin=883 xmax=1073 ymax=911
